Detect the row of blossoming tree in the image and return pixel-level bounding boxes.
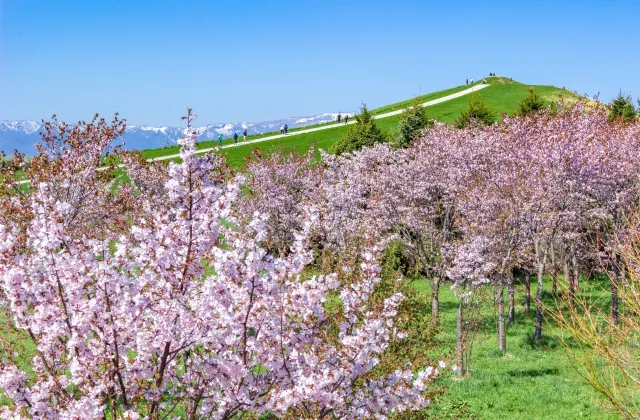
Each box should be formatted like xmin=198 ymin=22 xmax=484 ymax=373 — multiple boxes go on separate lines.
xmin=1 ymin=98 xmax=639 ymax=418
xmin=0 ymin=111 xmax=440 ymax=419
xmin=241 ymin=100 xmax=640 ymax=389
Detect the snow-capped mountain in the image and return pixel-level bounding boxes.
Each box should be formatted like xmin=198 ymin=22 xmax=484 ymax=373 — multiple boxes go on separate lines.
xmin=0 ymin=112 xmax=350 ymax=156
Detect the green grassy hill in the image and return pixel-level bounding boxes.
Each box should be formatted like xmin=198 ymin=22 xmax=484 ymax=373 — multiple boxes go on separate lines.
xmin=139 ymin=76 xmax=581 ymax=167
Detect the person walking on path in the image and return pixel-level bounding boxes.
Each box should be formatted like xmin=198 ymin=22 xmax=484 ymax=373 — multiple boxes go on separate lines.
xmin=243 ymin=129 xmax=247 ymax=141
xmin=284 ymin=124 xmax=288 ymax=134
xmin=234 ymin=132 xmax=238 ymax=144
xmin=280 ymin=125 xmax=284 ymax=135
xmin=344 ymin=114 xmax=349 ymax=124
xmin=466 ymin=78 xmax=468 ymax=85
xmin=218 ymin=134 xmax=223 ymax=147
xmin=337 ymin=113 xmax=341 ymax=123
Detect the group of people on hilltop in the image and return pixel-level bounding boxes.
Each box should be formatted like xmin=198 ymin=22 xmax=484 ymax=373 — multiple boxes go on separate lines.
xmin=466 ymin=73 xmax=497 ymax=85
xmin=218 ymin=128 xmax=249 ymax=147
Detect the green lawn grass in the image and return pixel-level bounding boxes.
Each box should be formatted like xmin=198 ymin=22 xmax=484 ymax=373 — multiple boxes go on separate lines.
xmin=138 ymin=81 xmax=482 ymax=160
xmin=138 ymin=80 xmax=578 ymax=167
xmin=199 ymin=83 xmax=576 ymax=168
xmin=415 ymin=277 xmax=618 ymax=419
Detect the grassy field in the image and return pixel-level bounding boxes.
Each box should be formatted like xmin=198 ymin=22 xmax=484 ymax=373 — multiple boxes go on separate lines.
xmin=138 ymin=80 xmax=486 ymax=160
xmin=142 ymin=77 xmax=574 ymax=166
xmin=416 ymin=277 xmax=618 ymax=419
xmin=138 ymin=78 xmax=579 ymax=167
xmin=204 ymin=85 xmax=577 ymax=168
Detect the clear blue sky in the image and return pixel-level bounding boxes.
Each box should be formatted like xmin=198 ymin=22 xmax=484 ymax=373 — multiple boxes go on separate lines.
xmin=1 ymin=0 xmax=639 ymax=126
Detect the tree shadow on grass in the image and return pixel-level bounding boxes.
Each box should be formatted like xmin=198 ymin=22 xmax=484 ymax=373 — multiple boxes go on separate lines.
xmin=522 ymin=331 xmax=562 ymax=350
xmin=438 ymin=301 xmax=459 ymax=312
xmin=507 ymin=367 xmax=560 ymax=378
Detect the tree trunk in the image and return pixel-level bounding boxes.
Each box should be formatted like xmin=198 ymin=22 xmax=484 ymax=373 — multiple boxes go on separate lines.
xmin=430 ymin=277 xmax=440 ymax=325
xmin=563 ymin=245 xmax=573 ymax=307
xmin=570 ymin=242 xmax=579 ymax=298
xmin=534 ymin=240 xmax=548 ymax=343
xmin=508 ymin=271 xmax=515 ymax=325
xmin=495 ymin=280 xmax=506 ymax=353
xmin=524 ymin=271 xmax=531 ymax=315
xmin=612 ymin=263 xmax=620 ymax=325
xmin=456 ymin=299 xmax=464 ymax=376
xmin=550 ymin=244 xmax=557 ymax=297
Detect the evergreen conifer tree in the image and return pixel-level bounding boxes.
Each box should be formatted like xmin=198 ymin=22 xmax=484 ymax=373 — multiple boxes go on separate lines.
xmin=609 ymin=91 xmax=637 ymax=122
xmin=455 ymin=93 xmax=497 ymax=128
xmin=396 ymin=97 xmax=430 ymax=148
xmin=331 ymin=104 xmax=387 ymax=155
xmin=516 ymin=87 xmax=546 ymax=117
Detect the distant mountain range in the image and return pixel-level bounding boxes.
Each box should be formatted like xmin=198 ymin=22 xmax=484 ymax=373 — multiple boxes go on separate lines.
xmin=0 ymin=112 xmax=349 ymax=156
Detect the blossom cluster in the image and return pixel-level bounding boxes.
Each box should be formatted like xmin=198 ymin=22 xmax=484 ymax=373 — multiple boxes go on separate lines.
xmin=0 ymin=111 xmax=437 ymax=419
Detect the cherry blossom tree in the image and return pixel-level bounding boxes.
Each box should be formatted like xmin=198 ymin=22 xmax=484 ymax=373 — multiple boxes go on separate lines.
xmin=0 ymin=110 xmax=438 ymax=419
xmin=237 ymin=148 xmax=322 ymax=257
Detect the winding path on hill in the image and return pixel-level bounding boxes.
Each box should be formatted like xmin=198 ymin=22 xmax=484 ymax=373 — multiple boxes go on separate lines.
xmin=15 ymin=83 xmax=490 ymax=184
xmin=150 ymin=83 xmax=491 ymax=162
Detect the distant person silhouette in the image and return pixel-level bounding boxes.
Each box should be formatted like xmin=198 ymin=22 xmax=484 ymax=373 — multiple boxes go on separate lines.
xmin=470 ymin=78 xmax=474 ymax=84
xmin=466 ymin=78 xmax=468 ymax=85
xmin=337 ymin=113 xmax=341 ymax=122
xmin=280 ymin=125 xmax=284 ymax=135
xmin=234 ymin=132 xmax=238 ymax=144
xmin=344 ymin=114 xmax=349 ymax=124
xmin=284 ymin=124 xmax=288 ymax=134
xmin=218 ymin=134 xmax=223 ymax=147
xmin=243 ymin=129 xmax=248 ymax=141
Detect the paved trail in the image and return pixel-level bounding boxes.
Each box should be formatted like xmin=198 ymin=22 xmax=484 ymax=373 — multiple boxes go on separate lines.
xmin=16 ymin=84 xmax=490 ymax=184
xmin=151 ymin=84 xmax=490 ymax=162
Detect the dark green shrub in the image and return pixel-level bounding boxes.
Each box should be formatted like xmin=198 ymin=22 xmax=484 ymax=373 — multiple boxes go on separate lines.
xmin=330 ymin=104 xmax=387 ymax=155
xmin=380 ymin=239 xmax=413 ymax=279
xmin=455 ymin=93 xmax=497 ymax=128
xmin=516 ymin=87 xmax=546 ymax=117
xmin=396 ymin=97 xmax=431 ymax=148
xmin=609 ymin=91 xmax=637 ymax=122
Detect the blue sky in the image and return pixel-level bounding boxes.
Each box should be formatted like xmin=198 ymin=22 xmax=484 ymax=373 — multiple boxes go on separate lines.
xmin=1 ymin=0 xmax=639 ymax=126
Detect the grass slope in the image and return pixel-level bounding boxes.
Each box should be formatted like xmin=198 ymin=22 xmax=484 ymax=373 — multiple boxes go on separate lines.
xmin=139 ymin=81 xmax=483 ymax=160
xmin=186 ymin=80 xmax=579 ymax=167
xmin=416 ymin=277 xmax=618 ymax=419
xmin=141 ymin=76 xmax=581 ymax=164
